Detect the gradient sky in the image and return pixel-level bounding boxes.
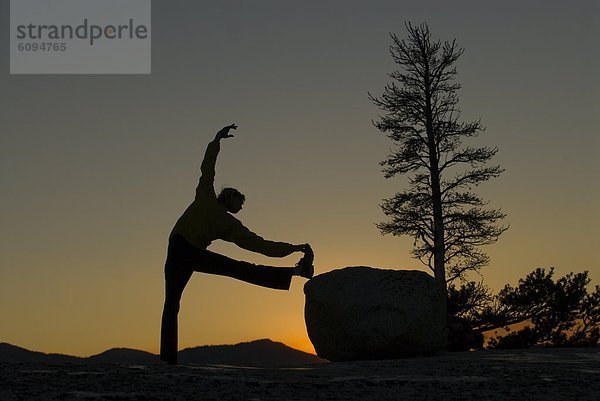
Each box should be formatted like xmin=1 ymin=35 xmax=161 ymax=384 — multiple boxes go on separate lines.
xmin=1 ymin=0 xmax=599 ymax=356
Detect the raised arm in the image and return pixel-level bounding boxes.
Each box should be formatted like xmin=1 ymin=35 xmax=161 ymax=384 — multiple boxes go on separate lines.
xmin=196 ymin=124 xmax=238 ymax=195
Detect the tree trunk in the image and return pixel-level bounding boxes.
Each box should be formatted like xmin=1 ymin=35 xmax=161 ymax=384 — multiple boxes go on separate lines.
xmin=423 ymin=63 xmax=447 ymax=300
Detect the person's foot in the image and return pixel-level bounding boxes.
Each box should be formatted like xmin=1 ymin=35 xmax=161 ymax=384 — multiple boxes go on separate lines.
xmin=160 ymin=353 xmax=178 ymax=365
xmin=295 ymin=248 xmax=314 ymax=279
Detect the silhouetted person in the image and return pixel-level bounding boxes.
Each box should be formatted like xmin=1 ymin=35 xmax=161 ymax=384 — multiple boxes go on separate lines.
xmin=160 ymin=124 xmax=314 ymax=365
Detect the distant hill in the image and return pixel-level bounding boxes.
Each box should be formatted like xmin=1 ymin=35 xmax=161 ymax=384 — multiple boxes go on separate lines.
xmin=179 ymin=339 xmax=327 ymax=367
xmin=0 ymin=343 xmax=80 ymax=363
xmin=86 ymin=348 xmax=161 ymax=365
xmin=0 ymin=340 xmax=328 ymax=366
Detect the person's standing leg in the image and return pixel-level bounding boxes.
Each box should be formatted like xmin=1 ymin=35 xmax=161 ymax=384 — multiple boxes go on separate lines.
xmin=160 ymin=249 xmax=193 ymax=365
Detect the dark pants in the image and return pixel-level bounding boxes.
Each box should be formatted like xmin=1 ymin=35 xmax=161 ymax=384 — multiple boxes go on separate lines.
xmin=159 ymin=234 xmax=294 ymax=364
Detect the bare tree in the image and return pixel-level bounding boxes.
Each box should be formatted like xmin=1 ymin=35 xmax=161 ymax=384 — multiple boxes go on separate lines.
xmin=369 ymin=22 xmax=507 ymax=294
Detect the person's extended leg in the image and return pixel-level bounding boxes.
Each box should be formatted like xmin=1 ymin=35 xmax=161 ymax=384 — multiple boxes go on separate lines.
xmin=194 ymin=250 xmax=294 ymax=290
xmin=171 ymin=234 xmax=294 ymax=290
xmin=160 ymin=249 xmax=193 ymax=365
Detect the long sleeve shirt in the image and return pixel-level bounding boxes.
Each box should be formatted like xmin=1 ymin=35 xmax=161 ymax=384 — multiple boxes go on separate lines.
xmin=169 ymin=139 xmax=297 ymax=257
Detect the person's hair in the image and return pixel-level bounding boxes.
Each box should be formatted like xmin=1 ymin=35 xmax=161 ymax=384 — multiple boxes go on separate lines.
xmin=217 ymin=187 xmax=245 ymax=205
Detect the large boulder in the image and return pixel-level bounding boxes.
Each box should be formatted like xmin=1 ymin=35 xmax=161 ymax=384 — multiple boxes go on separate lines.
xmin=304 ymin=267 xmax=447 ymax=361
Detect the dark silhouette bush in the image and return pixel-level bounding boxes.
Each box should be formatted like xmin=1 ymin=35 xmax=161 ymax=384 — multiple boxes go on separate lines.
xmin=448 ymin=268 xmax=599 ymax=349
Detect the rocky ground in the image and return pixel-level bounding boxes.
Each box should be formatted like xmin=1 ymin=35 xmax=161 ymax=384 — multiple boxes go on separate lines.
xmin=1 ymin=348 xmax=598 ymax=400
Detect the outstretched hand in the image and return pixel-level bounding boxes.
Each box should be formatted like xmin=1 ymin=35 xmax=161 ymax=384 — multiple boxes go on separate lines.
xmin=216 ymin=124 xmax=238 ymax=140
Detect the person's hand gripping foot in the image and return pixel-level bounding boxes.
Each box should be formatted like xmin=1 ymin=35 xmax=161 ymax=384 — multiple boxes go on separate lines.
xmin=294 ymin=244 xmax=314 ymax=279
